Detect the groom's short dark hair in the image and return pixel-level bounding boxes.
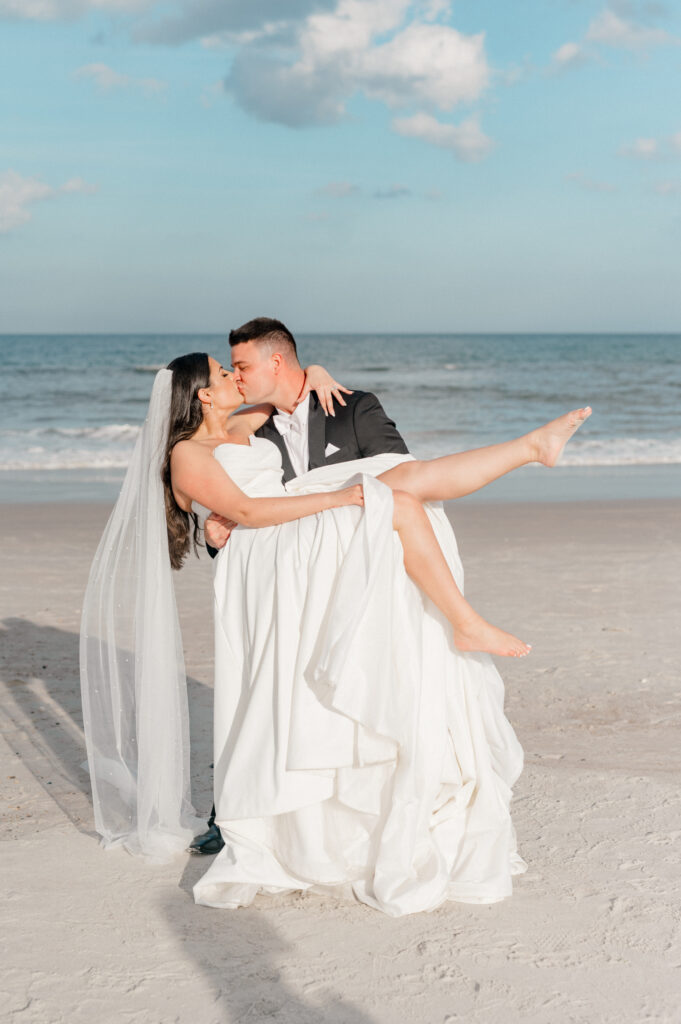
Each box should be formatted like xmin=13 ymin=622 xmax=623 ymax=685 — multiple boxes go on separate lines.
xmin=229 ymin=317 xmax=298 ymax=364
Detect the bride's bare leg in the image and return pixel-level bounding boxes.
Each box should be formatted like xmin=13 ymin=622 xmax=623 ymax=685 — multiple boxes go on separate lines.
xmin=378 ymin=407 xmax=592 ymax=502
xmin=391 ymin=490 xmax=531 ymax=658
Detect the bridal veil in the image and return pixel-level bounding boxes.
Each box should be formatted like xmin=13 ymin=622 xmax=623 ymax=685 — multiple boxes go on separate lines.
xmin=80 ymin=369 xmax=202 ymax=859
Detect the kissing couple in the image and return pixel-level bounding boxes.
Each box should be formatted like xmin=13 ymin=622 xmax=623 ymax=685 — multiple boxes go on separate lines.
xmin=81 ymin=317 xmax=591 ymax=917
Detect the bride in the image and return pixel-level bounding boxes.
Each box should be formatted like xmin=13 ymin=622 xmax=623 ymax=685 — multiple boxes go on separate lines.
xmin=80 ymin=352 xmax=590 ymax=916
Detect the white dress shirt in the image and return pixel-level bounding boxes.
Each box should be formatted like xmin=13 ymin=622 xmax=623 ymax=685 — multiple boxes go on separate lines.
xmin=272 ymin=394 xmax=310 ymax=478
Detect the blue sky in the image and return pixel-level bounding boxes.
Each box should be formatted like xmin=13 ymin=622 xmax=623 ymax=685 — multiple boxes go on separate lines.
xmin=1 ymin=0 xmax=680 ymax=332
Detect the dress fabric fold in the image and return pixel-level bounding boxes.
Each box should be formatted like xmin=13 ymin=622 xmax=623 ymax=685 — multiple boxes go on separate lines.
xmin=194 ymin=437 xmax=526 ymax=916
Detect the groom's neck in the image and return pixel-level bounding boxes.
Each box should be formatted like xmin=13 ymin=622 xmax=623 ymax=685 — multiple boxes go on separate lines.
xmin=270 ymin=366 xmax=306 ymax=414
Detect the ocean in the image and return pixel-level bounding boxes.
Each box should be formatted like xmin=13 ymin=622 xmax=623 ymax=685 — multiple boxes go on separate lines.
xmin=1 ymin=333 xmax=679 ymax=503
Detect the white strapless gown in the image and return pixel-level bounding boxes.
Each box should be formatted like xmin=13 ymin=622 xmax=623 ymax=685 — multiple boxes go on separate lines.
xmin=193 ymin=436 xmax=526 ymax=916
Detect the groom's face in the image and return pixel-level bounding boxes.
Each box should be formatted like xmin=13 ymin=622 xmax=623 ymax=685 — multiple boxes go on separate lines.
xmin=231 ymin=341 xmax=277 ymax=404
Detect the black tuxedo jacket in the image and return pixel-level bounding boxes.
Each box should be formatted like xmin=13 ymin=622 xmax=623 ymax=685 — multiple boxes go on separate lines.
xmin=206 ymin=391 xmax=408 ymax=557
xmin=255 ymin=390 xmax=409 ymax=484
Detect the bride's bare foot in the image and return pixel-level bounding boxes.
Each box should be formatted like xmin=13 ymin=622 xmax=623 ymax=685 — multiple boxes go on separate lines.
xmin=530 ymin=406 xmax=592 ymax=467
xmin=453 ymin=612 xmax=531 ymax=658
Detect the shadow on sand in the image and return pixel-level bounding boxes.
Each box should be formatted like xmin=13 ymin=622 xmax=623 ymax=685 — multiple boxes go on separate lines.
xmin=1 ymin=615 xmax=378 ymax=1023
xmin=0 ymin=616 xmax=213 ymax=832
xmin=162 ymin=857 xmax=378 ymax=1024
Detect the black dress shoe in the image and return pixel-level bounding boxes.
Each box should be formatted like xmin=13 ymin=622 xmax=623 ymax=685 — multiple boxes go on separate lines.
xmin=188 ymin=823 xmax=225 ymax=855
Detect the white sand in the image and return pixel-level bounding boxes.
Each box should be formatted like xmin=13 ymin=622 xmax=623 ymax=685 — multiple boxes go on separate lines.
xmin=1 ymin=499 xmax=680 ymax=1024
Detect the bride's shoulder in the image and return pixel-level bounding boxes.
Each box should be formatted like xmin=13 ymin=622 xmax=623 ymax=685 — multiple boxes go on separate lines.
xmin=170 ymin=437 xmax=211 ymax=467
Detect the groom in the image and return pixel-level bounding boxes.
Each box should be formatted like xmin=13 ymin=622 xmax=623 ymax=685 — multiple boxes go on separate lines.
xmin=189 ymin=315 xmax=410 ymax=854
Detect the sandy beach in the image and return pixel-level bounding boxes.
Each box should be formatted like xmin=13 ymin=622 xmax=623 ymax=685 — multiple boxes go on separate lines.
xmin=2 ymin=497 xmax=680 ymax=1024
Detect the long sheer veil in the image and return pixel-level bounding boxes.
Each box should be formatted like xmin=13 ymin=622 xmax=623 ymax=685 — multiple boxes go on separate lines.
xmin=80 ymin=368 xmax=203 ymax=859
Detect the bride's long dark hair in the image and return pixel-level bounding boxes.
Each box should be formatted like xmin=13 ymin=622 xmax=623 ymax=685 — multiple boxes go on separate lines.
xmin=162 ymin=352 xmax=211 ymax=570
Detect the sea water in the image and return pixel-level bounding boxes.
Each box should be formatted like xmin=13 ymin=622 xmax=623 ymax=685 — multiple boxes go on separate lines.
xmin=1 ymin=333 xmax=679 ymax=502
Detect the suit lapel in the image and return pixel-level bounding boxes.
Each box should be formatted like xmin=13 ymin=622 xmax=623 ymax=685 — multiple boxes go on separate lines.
xmin=307 ymin=394 xmax=326 ymax=470
xmin=258 ymin=419 xmax=297 ymax=483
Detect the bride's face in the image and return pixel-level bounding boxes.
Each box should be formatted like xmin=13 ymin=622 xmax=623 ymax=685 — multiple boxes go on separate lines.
xmin=205 ymin=356 xmax=243 ymax=413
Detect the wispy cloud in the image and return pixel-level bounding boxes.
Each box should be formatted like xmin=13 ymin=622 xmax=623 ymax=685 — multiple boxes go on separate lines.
xmin=654 ymin=180 xmax=681 ymax=195
xmin=0 ymin=170 xmax=97 ymax=234
xmin=619 ymin=130 xmax=681 ymax=159
xmin=200 ymin=22 xmax=290 ymax=50
xmin=585 ymin=6 xmax=677 ymax=50
xmin=551 ymin=4 xmax=679 ymax=74
xmin=60 ymin=177 xmax=98 ymax=194
xmin=137 ymin=1 xmax=332 ymax=46
xmin=0 ymin=0 xmax=154 ymax=19
xmin=138 ymin=0 xmax=458 ymax=46
xmin=317 ymin=182 xmax=361 ymax=198
xmin=314 ymin=181 xmax=445 ymax=201
xmin=567 ymin=172 xmax=617 ymax=193
xmin=373 ymin=184 xmax=411 ymax=199
xmin=619 ymin=136 xmax=659 ymax=159
xmin=392 ymin=113 xmax=493 ymax=162
xmin=74 ymin=63 xmax=167 ymax=95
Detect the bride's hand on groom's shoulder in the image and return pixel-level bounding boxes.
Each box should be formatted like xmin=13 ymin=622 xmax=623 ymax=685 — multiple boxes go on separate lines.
xmin=298 ymin=364 xmax=353 ymax=417
xmin=204 ymin=512 xmax=236 ymax=551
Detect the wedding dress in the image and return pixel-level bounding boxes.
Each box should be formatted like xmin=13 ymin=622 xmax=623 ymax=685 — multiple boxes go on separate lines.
xmin=193 ymin=435 xmax=526 ymax=916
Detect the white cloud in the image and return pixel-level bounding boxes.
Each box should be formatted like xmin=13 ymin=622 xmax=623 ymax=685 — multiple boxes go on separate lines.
xmin=654 ymin=180 xmax=681 ymax=195
xmin=551 ymin=41 xmax=589 ymax=70
xmin=392 ymin=112 xmax=493 ymax=162
xmin=74 ymin=63 xmax=167 ymax=95
xmin=0 ymin=170 xmax=97 ymax=234
xmin=585 ymin=6 xmax=677 ymax=49
xmin=0 ymin=0 xmax=153 ymax=19
xmin=567 ymin=172 xmax=617 ymax=193
xmin=359 ymin=23 xmax=488 ymax=110
xmin=225 ymin=0 xmax=490 ymax=130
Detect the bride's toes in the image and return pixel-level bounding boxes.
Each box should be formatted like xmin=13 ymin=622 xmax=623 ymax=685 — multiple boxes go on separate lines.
xmin=534 ymin=406 xmax=592 ymax=467
xmin=454 ymin=618 xmax=532 ymax=659
xmin=506 ymin=637 xmax=531 ymax=657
